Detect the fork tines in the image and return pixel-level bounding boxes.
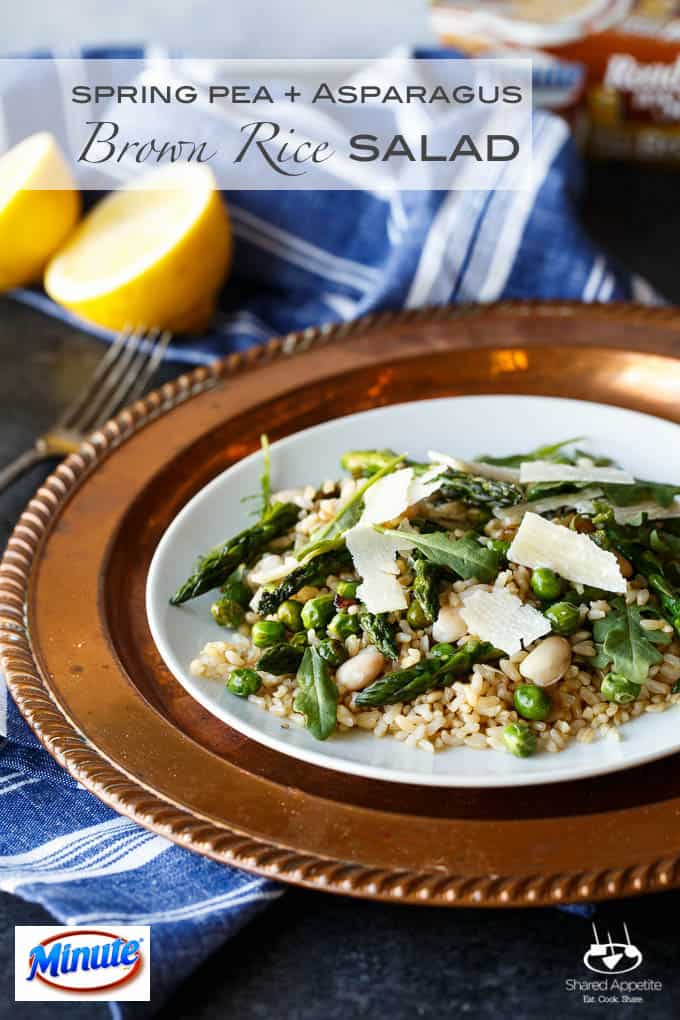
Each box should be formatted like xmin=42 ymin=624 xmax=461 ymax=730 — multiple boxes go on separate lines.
xmin=58 ymin=327 xmax=172 ymax=436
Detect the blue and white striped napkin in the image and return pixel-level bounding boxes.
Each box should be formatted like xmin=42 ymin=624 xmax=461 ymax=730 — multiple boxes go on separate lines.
xmin=1 ymin=45 xmax=642 ymax=1013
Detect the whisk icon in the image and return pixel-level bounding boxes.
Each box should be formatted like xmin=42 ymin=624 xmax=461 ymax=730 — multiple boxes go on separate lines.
xmin=584 ymin=922 xmax=643 ymax=974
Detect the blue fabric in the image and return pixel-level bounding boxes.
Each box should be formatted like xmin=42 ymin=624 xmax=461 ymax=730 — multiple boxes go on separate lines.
xmin=0 ymin=695 xmax=283 ymax=1013
xmin=0 ymin=45 xmax=638 ymax=1013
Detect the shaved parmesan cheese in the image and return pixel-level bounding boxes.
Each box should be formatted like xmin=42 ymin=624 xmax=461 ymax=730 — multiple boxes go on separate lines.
xmin=508 ymin=512 xmax=626 ymax=594
xmin=613 ymin=500 xmax=680 ymax=525
xmin=428 ymin=450 xmax=520 ymax=483
xmin=519 ymin=461 xmax=635 ymax=485
xmin=345 ymin=525 xmax=414 ymax=614
xmin=360 ymin=466 xmax=443 ymax=526
xmin=248 ymin=554 xmax=298 ymax=586
xmin=361 ymin=469 xmax=414 ymax=525
xmin=345 ymin=466 xmax=446 ymax=612
xmin=460 ymin=588 xmax=551 ymax=656
xmin=493 ymin=487 xmax=603 ymax=526
xmin=408 ymin=465 xmax=445 ymax=506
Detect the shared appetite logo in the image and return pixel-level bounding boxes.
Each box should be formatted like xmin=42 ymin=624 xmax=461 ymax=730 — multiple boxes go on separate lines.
xmin=14 ymin=926 xmax=151 ymax=1002
xmin=564 ymin=921 xmax=662 ymax=1007
xmin=584 ymin=922 xmax=642 ymax=975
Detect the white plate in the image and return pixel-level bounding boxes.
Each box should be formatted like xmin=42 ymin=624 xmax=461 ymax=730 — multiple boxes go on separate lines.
xmin=146 ymin=394 xmax=680 ymax=787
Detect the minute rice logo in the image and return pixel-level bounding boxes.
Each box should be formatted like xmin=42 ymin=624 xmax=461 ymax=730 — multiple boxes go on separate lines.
xmin=14 ymin=925 xmax=150 ymax=1001
xmin=583 ymin=922 xmax=643 ymax=975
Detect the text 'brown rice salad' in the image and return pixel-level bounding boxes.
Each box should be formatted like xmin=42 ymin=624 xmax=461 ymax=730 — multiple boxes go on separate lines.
xmin=171 ymin=437 xmax=680 ymax=758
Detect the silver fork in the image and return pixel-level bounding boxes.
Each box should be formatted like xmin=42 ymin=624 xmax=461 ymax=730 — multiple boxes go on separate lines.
xmin=0 ymin=326 xmax=172 ymax=493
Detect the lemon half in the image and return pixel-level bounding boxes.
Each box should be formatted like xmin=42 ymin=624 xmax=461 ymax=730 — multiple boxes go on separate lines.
xmin=45 ymin=164 xmax=232 ymax=333
xmin=0 ymin=132 xmax=81 ymax=290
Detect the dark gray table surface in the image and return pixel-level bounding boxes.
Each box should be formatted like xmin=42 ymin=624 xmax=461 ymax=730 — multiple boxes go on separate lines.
xmin=1 ymin=162 xmax=680 ymax=1019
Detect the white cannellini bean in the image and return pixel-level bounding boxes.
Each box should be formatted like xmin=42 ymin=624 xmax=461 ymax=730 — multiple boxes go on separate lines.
xmin=519 ymin=636 xmax=572 ymax=687
xmin=336 ymin=647 xmax=386 ymax=692
xmin=432 ymin=606 xmax=467 ymax=643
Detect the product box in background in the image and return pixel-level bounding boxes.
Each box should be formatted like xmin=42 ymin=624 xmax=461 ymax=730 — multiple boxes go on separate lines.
xmin=431 ymin=0 xmax=680 ymax=164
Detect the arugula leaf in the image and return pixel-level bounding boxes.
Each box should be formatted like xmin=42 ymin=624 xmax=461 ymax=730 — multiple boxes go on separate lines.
xmin=600 ymin=480 xmax=680 ymax=508
xmin=260 ymin=433 xmax=271 ymax=514
xmin=573 ymin=449 xmax=616 ymax=467
xmin=476 ymin=437 xmax=583 ymax=469
xmin=605 ymin=526 xmax=680 ymax=634
xmin=590 ymin=646 xmax=611 ymax=671
xmin=605 ymin=523 xmax=656 ymax=568
xmin=591 ymin=599 xmax=669 ymax=685
xmin=296 ymin=454 xmax=404 ymax=561
xmin=647 ymin=574 xmax=680 ymax=636
xmin=650 ymin=528 xmax=680 ymax=558
xmin=293 ymin=647 xmax=338 ymax=740
xmin=378 ymin=527 xmax=501 ymax=582
xmin=524 ymin=480 xmax=585 ymax=501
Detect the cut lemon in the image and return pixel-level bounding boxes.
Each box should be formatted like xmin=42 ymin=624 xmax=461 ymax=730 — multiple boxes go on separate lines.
xmin=45 ymin=164 xmax=232 ymax=333
xmin=0 ymin=132 xmax=81 ymax=290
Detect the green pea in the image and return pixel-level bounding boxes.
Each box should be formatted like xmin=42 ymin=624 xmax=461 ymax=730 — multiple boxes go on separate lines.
xmin=251 ymin=620 xmax=286 ymax=648
xmin=430 ymin=642 xmax=457 ymax=661
xmin=301 ymin=595 xmax=335 ymax=632
xmin=531 ymin=568 xmax=564 ymax=602
xmin=407 ymin=600 xmax=429 ymax=628
xmin=544 ymin=601 xmax=581 ymax=636
xmin=210 ymin=597 xmax=245 ymax=629
xmin=513 ymin=684 xmax=551 ymax=721
xmin=277 ymin=599 xmax=304 ymax=632
xmin=316 ymin=638 xmax=348 ymax=668
xmin=328 ymin=612 xmax=361 ymax=640
xmin=502 ymin=722 xmax=538 ymax=758
xmin=227 ymin=667 xmax=261 ymax=697
xmin=336 ymin=580 xmax=359 ymax=599
xmin=600 ymin=672 xmax=641 ymax=705
xmin=428 ymin=644 xmax=460 ymax=669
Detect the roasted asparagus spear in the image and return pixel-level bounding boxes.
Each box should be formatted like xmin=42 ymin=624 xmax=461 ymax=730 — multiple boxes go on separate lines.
xmin=171 ymin=501 xmax=299 ymax=605
xmin=355 ymin=640 xmax=495 ymax=707
xmin=257 ymin=548 xmax=352 ymax=615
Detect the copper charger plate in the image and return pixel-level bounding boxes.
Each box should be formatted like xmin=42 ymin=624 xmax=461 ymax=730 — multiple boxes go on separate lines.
xmin=3 ymin=301 xmax=680 ymax=908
